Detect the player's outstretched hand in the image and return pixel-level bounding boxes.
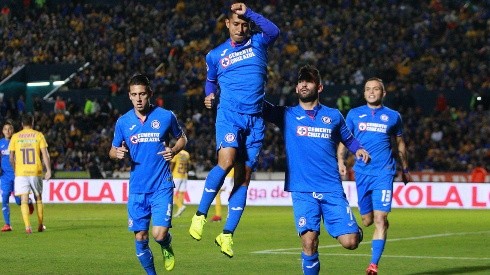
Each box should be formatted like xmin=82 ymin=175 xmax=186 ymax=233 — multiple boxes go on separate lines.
xmin=355 ymin=148 xmax=370 ymax=164
xmin=231 ymin=3 xmax=247 ymax=15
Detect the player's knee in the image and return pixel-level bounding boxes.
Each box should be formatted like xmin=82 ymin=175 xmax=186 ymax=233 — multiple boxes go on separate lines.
xmin=339 ymin=234 xmax=359 ymax=250
xmin=362 ymin=216 xmax=373 ymax=227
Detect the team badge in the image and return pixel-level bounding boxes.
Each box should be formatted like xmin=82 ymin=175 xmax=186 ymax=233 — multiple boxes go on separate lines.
xmin=151 ymin=120 xmax=160 ymax=129
xmin=221 ymin=57 xmax=231 ymax=68
xmin=225 ymin=133 xmax=236 ymax=143
xmin=358 ymin=122 xmax=367 ymax=131
xmin=130 ymin=135 xmax=138 ymax=144
xmin=298 ymin=217 xmax=306 ymax=228
xmin=296 ymin=126 xmax=308 ymax=136
xmin=321 ymin=116 xmax=332 ymax=124
xmin=380 ymin=114 xmax=389 ymax=122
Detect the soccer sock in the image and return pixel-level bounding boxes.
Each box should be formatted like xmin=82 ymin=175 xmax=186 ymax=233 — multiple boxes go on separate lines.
xmin=223 ymin=185 xmax=248 ymax=233
xmin=371 ymin=239 xmax=386 ymax=265
xmin=21 ymin=202 xmax=30 ymax=228
xmin=301 ymin=252 xmax=320 ymax=275
xmin=215 ymin=191 xmax=222 ymax=217
xmin=36 ymin=201 xmax=44 ymax=225
xmin=2 ymin=192 xmax=10 ymax=225
xmin=15 ymin=195 xmax=21 ymax=205
xmin=155 ymin=232 xmax=172 ymax=249
xmin=197 ymin=166 xmax=226 ymax=215
xmin=135 ymin=239 xmax=156 ymax=275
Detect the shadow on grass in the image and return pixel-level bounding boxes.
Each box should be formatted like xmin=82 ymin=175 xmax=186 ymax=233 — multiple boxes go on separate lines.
xmin=409 ymin=265 xmax=490 ymax=274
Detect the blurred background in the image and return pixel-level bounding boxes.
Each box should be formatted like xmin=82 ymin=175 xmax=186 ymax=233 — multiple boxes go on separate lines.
xmin=0 ymin=0 xmax=488 ymax=181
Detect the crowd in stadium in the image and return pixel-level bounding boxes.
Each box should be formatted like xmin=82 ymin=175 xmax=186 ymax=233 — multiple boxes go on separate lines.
xmin=0 ymin=0 xmax=489 ymax=177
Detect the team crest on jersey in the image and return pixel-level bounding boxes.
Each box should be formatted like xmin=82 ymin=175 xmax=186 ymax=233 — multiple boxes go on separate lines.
xmin=321 ymin=116 xmax=332 ymax=124
xmin=358 ymin=122 xmax=367 ymax=131
xmin=296 ymin=126 xmax=308 ymax=136
xmin=298 ymin=217 xmax=306 ymax=228
xmin=225 ymin=133 xmax=236 ymax=143
xmin=380 ymin=114 xmax=389 ymax=122
xmin=221 ymin=57 xmax=231 ymax=68
xmin=151 ymin=120 xmax=160 ymax=129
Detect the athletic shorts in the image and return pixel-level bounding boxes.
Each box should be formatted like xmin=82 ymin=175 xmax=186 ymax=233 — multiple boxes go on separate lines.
xmin=173 ymin=178 xmax=187 ymax=192
xmin=291 ymin=191 xmax=359 ymax=238
xmin=1 ymin=174 xmax=15 ymax=193
xmin=14 ymin=176 xmax=43 ymax=196
xmin=127 ymin=187 xmax=173 ymax=231
xmin=355 ymin=173 xmax=395 ymax=215
xmin=215 ymin=109 xmax=264 ymax=170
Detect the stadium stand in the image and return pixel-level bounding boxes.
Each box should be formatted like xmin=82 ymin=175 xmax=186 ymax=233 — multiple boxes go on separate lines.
xmin=0 ymin=0 xmax=488 ymax=178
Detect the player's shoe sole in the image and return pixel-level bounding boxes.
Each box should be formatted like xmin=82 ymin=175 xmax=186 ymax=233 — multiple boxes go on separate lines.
xmin=162 ymin=245 xmax=175 ymax=271
xmin=215 ymin=233 xmax=234 ymax=258
xmin=189 ymin=214 xmax=206 ymax=241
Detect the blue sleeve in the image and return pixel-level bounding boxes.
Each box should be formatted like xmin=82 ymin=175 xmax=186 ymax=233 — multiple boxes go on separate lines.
xmin=205 ymin=50 xmax=219 ymax=96
xmin=244 ymin=9 xmax=280 ymax=45
xmin=339 ymin=112 xmax=362 ymax=154
xmin=345 ymin=111 xmax=354 ymax=132
xmin=394 ymin=112 xmax=403 ymax=136
xmin=205 ymin=79 xmax=218 ymax=96
xmin=170 ymin=112 xmax=184 ymax=138
xmin=263 ymin=100 xmax=285 ymax=129
xmin=112 ymin=119 xmax=124 ymax=147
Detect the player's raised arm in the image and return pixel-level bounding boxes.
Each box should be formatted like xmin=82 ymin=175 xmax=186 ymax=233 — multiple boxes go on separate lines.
xmin=237 ymin=3 xmax=280 ymax=44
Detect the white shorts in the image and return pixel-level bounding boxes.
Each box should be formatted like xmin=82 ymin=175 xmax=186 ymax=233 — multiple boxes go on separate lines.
xmin=14 ymin=176 xmax=43 ymax=196
xmin=173 ymin=178 xmax=187 ymax=192
xmin=220 ymin=177 xmax=234 ymax=192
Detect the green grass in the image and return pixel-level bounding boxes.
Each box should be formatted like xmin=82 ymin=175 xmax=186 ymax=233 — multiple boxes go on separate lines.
xmin=2 ymin=205 xmax=489 ymax=274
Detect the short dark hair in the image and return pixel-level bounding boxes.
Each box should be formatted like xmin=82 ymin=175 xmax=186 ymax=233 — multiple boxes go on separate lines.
xmin=21 ymin=114 xmax=34 ymax=127
xmin=129 ymin=74 xmax=152 ymax=93
xmin=298 ymin=65 xmax=321 ymax=86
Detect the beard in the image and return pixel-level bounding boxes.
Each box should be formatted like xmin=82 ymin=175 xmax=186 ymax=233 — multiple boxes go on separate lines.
xmin=298 ymin=89 xmax=318 ymax=103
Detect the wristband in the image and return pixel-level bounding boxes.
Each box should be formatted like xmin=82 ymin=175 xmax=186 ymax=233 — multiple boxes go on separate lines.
xmin=402 ymin=168 xmax=409 ymax=174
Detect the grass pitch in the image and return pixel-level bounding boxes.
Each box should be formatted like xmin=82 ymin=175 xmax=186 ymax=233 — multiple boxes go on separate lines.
xmin=1 ymin=204 xmax=489 ymax=274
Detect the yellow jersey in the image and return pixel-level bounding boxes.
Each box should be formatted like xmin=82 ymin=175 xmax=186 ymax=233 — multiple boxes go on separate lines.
xmin=171 ymin=150 xmax=190 ymax=179
xmin=8 ymin=128 xmax=48 ymax=177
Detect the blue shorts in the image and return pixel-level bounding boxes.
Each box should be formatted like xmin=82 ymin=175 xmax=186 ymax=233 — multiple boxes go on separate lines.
xmin=127 ymin=187 xmax=173 ymax=231
xmin=1 ymin=174 xmax=15 ymax=193
xmin=215 ymin=109 xmax=264 ymax=170
xmin=291 ymin=192 xmax=359 ymax=238
xmin=355 ymin=173 xmax=395 ymax=215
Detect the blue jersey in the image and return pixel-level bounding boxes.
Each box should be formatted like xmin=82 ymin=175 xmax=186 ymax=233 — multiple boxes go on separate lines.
xmin=265 ymin=103 xmax=361 ymax=193
xmin=345 ymin=105 xmax=403 ymax=176
xmin=0 ymin=138 xmax=14 ymax=179
xmin=112 ymin=106 xmax=183 ymax=194
xmin=206 ymin=9 xmax=279 ymax=114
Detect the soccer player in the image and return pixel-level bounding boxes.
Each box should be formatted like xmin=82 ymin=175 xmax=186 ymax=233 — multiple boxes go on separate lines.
xmin=109 ymin=74 xmax=187 ymax=274
xmin=1 ymin=120 xmax=28 ymax=232
xmin=210 ymin=168 xmax=234 ymax=222
xmin=337 ymin=77 xmax=411 ymax=275
xmin=263 ymin=65 xmax=369 ymax=275
xmin=171 ymin=148 xmax=190 ymax=218
xmin=189 ymin=2 xmax=279 ymax=258
xmin=9 ymin=114 xmax=51 ymax=234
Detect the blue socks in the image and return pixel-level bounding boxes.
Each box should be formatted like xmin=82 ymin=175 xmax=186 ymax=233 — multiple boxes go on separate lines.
xmin=371 ymin=239 xmax=386 ymax=265
xmin=302 ymin=252 xmax=320 ymax=275
xmin=135 ymin=239 xmax=155 ymax=275
xmin=2 ymin=192 xmax=10 ymax=225
xmin=197 ymin=166 xmax=227 ymax=215
xmin=155 ymin=233 xmax=172 ymax=249
xmin=223 ymin=185 xmax=248 ymax=233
